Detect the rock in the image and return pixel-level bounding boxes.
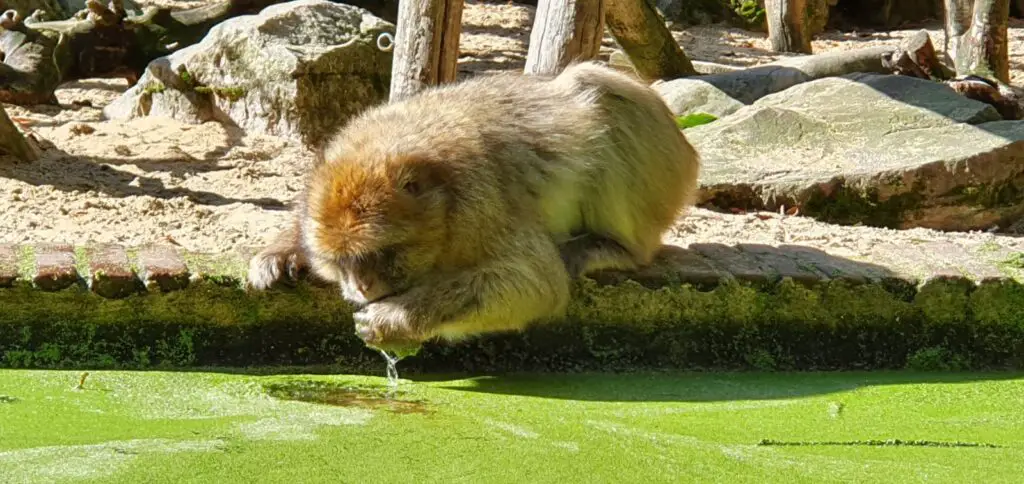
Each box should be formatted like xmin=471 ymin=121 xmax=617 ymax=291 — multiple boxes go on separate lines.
xmin=654 ymin=78 xmax=745 ymax=118
xmin=689 ymin=73 xmax=1024 ymax=231
xmin=104 ymin=0 xmax=393 ymax=148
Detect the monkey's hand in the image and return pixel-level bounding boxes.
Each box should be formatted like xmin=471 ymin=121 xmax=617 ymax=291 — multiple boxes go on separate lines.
xmin=353 ymin=300 xmax=426 ymax=355
xmin=247 ymin=219 xmax=308 ymax=290
xmin=355 ymin=229 xmax=572 ymax=352
xmin=248 ymin=248 xmax=308 ymax=290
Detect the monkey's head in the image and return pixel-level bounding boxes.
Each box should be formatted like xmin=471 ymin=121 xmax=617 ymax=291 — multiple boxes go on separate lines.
xmin=301 ymin=151 xmax=454 ymax=306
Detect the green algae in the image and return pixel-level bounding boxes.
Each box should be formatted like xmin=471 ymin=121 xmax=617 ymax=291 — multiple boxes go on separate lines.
xmin=0 ymin=370 xmax=1021 ymax=483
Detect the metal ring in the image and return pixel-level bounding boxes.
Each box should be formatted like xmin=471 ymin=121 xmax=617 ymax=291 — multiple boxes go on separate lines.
xmin=376 ymin=32 xmax=394 ymax=53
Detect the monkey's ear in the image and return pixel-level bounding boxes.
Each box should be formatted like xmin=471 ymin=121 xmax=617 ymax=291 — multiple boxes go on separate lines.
xmin=393 ymin=156 xmax=453 ymax=196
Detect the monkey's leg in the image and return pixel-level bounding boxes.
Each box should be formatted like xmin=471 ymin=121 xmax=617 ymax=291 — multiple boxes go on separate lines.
xmin=247 ymin=215 xmax=309 ymax=290
xmin=354 ymin=233 xmax=572 ymax=352
xmin=558 ymin=232 xmax=645 ymax=278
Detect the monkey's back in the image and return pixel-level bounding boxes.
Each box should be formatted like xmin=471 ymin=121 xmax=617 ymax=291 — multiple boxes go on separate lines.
xmin=327 ymin=63 xmax=699 ymax=258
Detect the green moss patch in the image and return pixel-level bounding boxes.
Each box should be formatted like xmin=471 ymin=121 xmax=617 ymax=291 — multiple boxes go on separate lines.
xmin=801 ymin=183 xmax=926 ymax=229
xmin=676 ymin=112 xmax=719 ymax=129
xmin=2 ymin=272 xmax=1023 ymax=371
xmin=175 ymin=65 xmax=246 ymax=102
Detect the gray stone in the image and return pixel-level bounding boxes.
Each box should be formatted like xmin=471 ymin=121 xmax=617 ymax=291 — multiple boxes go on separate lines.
xmin=654 ymin=78 xmax=744 ymax=118
xmin=688 ymin=74 xmax=1024 ymax=231
xmin=104 ymin=0 xmax=393 ymax=147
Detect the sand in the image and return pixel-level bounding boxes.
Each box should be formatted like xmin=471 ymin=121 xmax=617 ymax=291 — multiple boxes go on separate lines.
xmin=2 ymin=0 xmax=1023 ymax=256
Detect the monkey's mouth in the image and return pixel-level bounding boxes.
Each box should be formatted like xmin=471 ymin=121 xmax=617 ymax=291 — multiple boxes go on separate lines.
xmin=340 ymin=285 xmax=397 ymax=309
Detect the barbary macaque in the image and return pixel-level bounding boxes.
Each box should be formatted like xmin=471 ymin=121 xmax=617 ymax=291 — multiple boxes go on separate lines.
xmin=248 ymin=61 xmax=701 ymax=354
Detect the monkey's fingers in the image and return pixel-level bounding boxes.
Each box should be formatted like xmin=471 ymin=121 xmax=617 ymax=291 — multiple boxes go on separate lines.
xmin=353 ymin=310 xmax=380 ymax=343
xmin=247 ymin=252 xmax=296 ymax=290
xmin=285 ymin=253 xmax=307 ymax=281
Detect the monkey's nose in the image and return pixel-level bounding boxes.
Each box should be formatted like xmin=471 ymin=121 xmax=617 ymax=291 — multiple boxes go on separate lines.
xmin=357 ymin=280 xmax=375 ymax=295
xmin=353 ymin=276 xmax=393 ymax=303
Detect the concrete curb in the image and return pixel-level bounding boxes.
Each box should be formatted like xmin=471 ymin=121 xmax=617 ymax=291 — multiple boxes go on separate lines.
xmin=1 ymin=242 xmax=1023 ymax=372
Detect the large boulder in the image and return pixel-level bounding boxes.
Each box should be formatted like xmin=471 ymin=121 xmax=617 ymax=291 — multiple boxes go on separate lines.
xmin=104 ymin=0 xmax=394 ymax=148
xmin=689 ymin=73 xmax=1024 ymax=231
xmin=654 ymin=78 xmax=744 ymax=118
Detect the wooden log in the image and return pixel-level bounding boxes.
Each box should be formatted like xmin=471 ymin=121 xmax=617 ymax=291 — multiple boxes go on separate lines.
xmin=692 ymin=45 xmax=894 ymax=104
xmin=524 ymin=0 xmax=605 ymax=75
xmin=901 ymin=30 xmax=956 ymax=80
xmin=882 ymin=50 xmax=932 ymax=79
xmin=609 ymin=49 xmax=742 ymax=75
xmin=946 ymin=75 xmax=1022 ymax=119
xmin=882 ymin=30 xmax=956 ymax=80
xmin=389 ymin=0 xmax=464 ymax=103
xmin=604 ymin=0 xmax=696 ymax=81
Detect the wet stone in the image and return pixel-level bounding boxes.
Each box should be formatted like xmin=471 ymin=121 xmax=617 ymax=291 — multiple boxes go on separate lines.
xmin=137 ymin=245 xmax=190 ymax=292
xmin=656 ymin=246 xmax=730 ymax=287
xmin=736 ymin=243 xmax=827 ymax=286
xmin=0 ymin=244 xmax=20 ymax=287
xmin=921 ymin=241 xmax=1010 ymax=284
xmin=590 ymin=246 xmax=728 ymax=289
xmin=869 ymin=243 xmax=965 ymax=285
xmin=33 ymin=243 xmax=79 ymax=291
xmin=87 ymin=244 xmax=140 ymax=298
xmin=777 ymin=244 xmax=902 ymax=286
xmin=688 ymin=243 xmax=774 ymax=285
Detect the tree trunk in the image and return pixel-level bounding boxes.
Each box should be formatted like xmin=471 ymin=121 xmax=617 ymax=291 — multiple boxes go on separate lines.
xmin=524 ymin=0 xmax=605 ymax=75
xmin=0 ymin=106 xmax=41 ymax=162
xmin=944 ymin=0 xmax=974 ymax=61
xmin=388 ymin=0 xmax=464 ymax=103
xmin=949 ymin=0 xmax=1011 ymax=83
xmin=764 ymin=0 xmax=812 ymax=54
xmin=604 ymin=0 xmax=696 ymax=81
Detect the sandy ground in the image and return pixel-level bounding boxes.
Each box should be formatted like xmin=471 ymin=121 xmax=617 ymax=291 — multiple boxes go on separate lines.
xmin=1 ymin=1 xmax=1023 ymax=257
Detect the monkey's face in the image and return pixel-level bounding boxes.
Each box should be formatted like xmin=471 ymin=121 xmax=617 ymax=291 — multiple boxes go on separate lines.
xmin=302 ymin=153 xmax=452 ymax=306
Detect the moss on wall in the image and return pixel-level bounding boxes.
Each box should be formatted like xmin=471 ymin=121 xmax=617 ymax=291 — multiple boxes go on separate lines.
xmin=2 ymin=272 xmax=1021 ymax=373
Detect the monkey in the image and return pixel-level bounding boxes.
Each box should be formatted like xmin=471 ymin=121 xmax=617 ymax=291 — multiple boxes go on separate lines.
xmin=247 ymin=61 xmax=701 ymax=354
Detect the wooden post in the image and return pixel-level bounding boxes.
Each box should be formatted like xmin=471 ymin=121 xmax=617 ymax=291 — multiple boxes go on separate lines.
xmin=389 ymin=0 xmax=465 ymax=103
xmin=948 ymin=0 xmax=1012 ymax=84
xmin=943 ymin=0 xmax=974 ymax=62
xmin=764 ymin=0 xmax=812 ymax=54
xmin=0 ymin=106 xmax=40 ymax=162
xmin=604 ymin=0 xmax=696 ymax=81
xmin=524 ymin=0 xmax=606 ymax=76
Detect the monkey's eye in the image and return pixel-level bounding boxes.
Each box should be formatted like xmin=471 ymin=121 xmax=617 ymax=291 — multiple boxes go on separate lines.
xmin=402 ymin=180 xmax=421 ymax=196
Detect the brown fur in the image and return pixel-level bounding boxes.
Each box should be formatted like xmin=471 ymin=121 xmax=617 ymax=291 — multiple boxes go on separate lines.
xmin=247 ymin=61 xmax=701 ymax=352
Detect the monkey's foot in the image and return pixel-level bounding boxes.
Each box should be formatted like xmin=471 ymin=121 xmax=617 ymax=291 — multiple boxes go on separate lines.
xmin=247 ymin=249 xmax=308 ymax=290
xmin=353 ymin=300 xmax=425 ymax=354
xmin=559 ymin=233 xmax=639 ymax=278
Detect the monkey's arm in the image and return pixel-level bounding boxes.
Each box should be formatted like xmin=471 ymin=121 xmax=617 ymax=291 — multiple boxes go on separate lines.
xmin=354 ymin=231 xmax=572 ymax=352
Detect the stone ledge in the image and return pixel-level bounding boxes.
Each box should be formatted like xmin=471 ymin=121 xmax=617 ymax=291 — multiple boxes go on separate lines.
xmin=1 ymin=242 xmax=1022 ymax=372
